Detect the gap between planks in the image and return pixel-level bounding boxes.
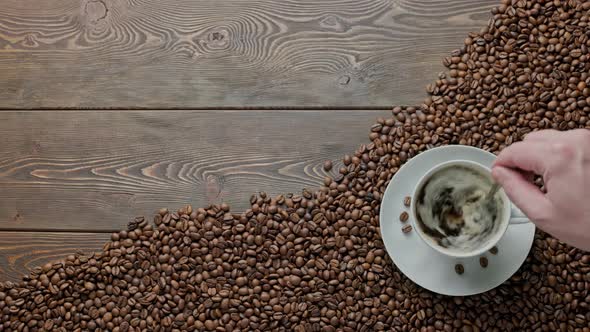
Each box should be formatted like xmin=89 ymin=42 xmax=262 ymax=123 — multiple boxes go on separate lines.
xmin=0 ymin=107 xmax=394 ymax=111
xmin=0 ymin=228 xmax=117 ymax=234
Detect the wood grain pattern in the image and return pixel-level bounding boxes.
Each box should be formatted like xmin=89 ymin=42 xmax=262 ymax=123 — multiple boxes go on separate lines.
xmin=0 ymin=231 xmax=110 ymax=282
xmin=0 ymin=110 xmax=388 ymax=231
xmin=0 ymin=0 xmax=496 ymax=108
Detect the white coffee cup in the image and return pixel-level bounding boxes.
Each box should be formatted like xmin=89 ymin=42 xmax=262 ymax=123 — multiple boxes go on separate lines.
xmin=410 ymin=160 xmax=530 ymax=258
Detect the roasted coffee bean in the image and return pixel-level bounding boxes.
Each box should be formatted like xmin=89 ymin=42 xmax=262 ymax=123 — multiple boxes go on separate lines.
xmin=2 ymin=2 xmax=590 ymax=331
xmin=402 ymin=224 xmax=412 ymax=234
xmin=479 ymin=256 xmax=489 ymax=268
xmin=399 ymin=211 xmax=409 ymax=223
xmin=489 ymin=246 xmax=498 ymax=255
xmin=455 ymin=264 xmax=465 ymax=275
xmin=403 ymin=196 xmax=411 ymax=207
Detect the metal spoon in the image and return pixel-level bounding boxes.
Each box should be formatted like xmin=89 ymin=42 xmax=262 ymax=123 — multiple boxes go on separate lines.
xmin=485 ymin=182 xmax=501 ymax=202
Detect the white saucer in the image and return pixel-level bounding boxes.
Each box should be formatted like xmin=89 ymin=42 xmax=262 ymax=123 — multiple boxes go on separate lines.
xmin=379 ymin=145 xmax=535 ymax=296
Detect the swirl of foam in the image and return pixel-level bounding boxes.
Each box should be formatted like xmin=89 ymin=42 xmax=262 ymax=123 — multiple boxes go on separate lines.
xmin=415 ymin=166 xmax=503 ymax=252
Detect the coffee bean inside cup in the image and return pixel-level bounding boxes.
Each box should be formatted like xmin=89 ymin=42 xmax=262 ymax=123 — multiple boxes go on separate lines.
xmin=415 ymin=164 xmax=504 ymax=253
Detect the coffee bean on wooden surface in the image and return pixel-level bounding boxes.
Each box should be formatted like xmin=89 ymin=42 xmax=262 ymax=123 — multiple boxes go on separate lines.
xmin=323 ymin=160 xmax=333 ymax=171
xmin=403 ymin=196 xmax=411 ymax=207
xmin=402 ymin=224 xmax=412 ymax=234
xmin=479 ymin=256 xmax=489 ymax=268
xmin=2 ymin=1 xmax=590 ymax=331
xmin=455 ymin=264 xmax=465 ymax=275
xmin=489 ymin=246 xmax=498 ymax=255
xmin=399 ymin=211 xmax=409 ymax=223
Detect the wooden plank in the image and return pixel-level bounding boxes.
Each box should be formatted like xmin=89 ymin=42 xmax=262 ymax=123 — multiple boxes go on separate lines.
xmin=0 ymin=231 xmax=110 ymax=282
xmin=0 ymin=110 xmax=388 ymax=231
xmin=0 ymin=0 xmax=496 ymax=108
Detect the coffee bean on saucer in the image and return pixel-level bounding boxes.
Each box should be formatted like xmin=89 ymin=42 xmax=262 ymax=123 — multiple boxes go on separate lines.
xmin=402 ymin=224 xmax=412 ymax=234
xmin=399 ymin=211 xmax=409 ymax=222
xmin=455 ymin=264 xmax=464 ymax=275
xmin=479 ymin=257 xmax=488 ymax=268
xmin=489 ymin=246 xmax=498 ymax=255
xmin=403 ymin=196 xmax=411 ymax=207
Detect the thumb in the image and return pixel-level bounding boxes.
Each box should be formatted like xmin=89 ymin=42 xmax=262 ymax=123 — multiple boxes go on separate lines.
xmin=491 ymin=166 xmax=552 ymax=222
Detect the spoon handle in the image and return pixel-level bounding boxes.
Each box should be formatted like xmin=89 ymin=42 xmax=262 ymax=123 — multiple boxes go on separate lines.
xmin=486 ymin=183 xmax=501 ymax=201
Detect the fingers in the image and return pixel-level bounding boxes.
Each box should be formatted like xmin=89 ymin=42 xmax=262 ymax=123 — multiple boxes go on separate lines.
xmin=525 ymin=129 xmax=590 ymax=143
xmin=493 ymin=141 xmax=551 ymax=176
xmin=491 ymin=166 xmax=553 ymax=222
xmin=524 ymin=129 xmax=562 ymax=142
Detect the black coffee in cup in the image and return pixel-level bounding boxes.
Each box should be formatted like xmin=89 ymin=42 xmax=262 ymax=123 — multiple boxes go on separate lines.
xmin=415 ymin=165 xmax=504 ymax=252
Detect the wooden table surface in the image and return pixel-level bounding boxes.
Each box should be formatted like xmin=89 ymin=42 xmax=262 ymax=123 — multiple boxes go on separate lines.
xmin=0 ymin=0 xmax=496 ymax=281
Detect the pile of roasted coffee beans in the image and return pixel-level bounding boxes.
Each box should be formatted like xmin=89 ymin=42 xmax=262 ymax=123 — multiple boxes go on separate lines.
xmin=2 ymin=0 xmax=590 ymax=331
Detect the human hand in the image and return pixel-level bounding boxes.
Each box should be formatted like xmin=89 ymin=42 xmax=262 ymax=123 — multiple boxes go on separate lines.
xmin=491 ymin=129 xmax=590 ymax=251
